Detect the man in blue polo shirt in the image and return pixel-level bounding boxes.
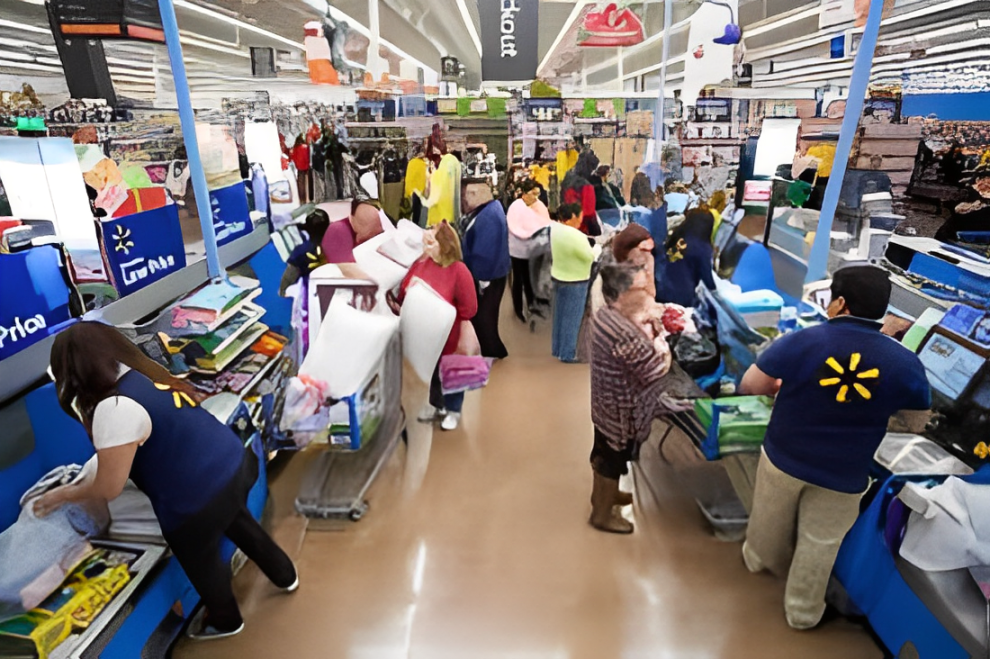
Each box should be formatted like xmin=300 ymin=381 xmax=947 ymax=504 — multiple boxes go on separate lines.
xmin=739 ymin=264 xmax=931 ymax=630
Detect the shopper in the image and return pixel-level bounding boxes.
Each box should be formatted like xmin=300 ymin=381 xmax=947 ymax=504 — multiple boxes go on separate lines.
xmin=561 ymin=150 xmax=602 ymax=237
xmin=460 ymin=180 xmax=511 ymax=360
xmin=550 ymin=203 xmax=598 ymax=363
xmin=507 ymin=179 xmax=552 ymax=323
xmin=320 ymin=199 xmax=385 ymax=264
xmin=422 ymin=153 xmax=461 ymax=228
xmin=593 ymin=165 xmax=626 ymax=211
xmin=657 ymin=208 xmax=717 ymax=308
xmin=290 ymin=134 xmax=311 ymax=204
xmin=739 ymin=265 xmax=932 ymax=630
xmin=589 ymin=263 xmax=672 ymax=534
xmin=611 ymin=223 xmax=656 ymax=298
xmin=394 ymin=222 xmax=478 ymax=431
xmin=280 ymin=208 xmax=330 ymax=296
xmin=35 ymin=322 xmax=298 ymax=641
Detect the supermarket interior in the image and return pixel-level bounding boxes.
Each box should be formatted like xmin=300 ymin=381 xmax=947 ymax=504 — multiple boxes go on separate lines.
xmin=1 ymin=0 xmax=990 ymax=657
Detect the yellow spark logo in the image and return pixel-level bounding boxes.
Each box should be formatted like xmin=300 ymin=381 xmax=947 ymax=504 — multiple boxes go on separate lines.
xmin=113 ymin=225 xmax=135 ymax=255
xmin=306 ymin=249 xmax=322 ymax=271
xmin=975 ymin=442 xmax=989 ymax=460
xmin=819 ymin=352 xmax=880 ymax=403
xmin=154 ymin=382 xmax=197 ymax=408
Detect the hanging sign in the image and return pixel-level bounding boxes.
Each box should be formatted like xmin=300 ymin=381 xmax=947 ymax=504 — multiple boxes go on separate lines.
xmin=48 ymin=0 xmax=165 ymax=43
xmin=209 ymin=183 xmax=254 ymax=247
xmin=101 ymin=204 xmax=186 ymax=298
xmin=479 ymin=0 xmax=539 ymax=82
xmin=577 ymin=3 xmax=645 ymax=48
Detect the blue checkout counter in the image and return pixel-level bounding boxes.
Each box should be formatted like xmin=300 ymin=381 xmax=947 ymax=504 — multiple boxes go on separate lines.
xmin=0 ymin=381 xmax=268 ymax=659
xmin=0 ymin=223 xmax=293 ymax=658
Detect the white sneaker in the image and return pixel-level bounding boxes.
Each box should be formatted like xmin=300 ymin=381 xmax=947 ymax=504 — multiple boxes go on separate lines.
xmin=282 ymin=563 xmax=300 ymax=593
xmin=440 ymin=412 xmax=461 ymax=431
xmin=417 ymin=404 xmax=444 ymax=423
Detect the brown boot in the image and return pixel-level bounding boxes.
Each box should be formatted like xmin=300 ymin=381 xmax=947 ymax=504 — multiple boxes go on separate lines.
xmin=589 ymin=471 xmax=634 ymax=534
xmin=589 ymin=487 xmax=633 ymax=507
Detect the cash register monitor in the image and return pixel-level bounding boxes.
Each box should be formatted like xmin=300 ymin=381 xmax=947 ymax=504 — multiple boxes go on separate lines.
xmin=918 ymin=333 xmax=987 ymax=409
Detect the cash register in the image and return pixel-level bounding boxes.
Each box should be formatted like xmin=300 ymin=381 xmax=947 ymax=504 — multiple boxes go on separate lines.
xmin=916 ymin=304 xmax=990 ymax=464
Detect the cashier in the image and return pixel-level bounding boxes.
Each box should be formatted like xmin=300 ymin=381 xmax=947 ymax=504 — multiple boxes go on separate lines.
xmin=34 ymin=322 xmax=298 ymax=641
xmin=280 ymin=208 xmax=330 ymax=295
xmin=738 ymin=264 xmax=931 ymax=630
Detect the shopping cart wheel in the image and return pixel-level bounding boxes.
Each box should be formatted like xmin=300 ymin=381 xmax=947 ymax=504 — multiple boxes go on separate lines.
xmin=349 ymin=501 xmax=369 ymax=521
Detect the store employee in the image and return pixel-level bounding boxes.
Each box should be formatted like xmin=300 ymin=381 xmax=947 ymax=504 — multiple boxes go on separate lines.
xmin=739 ymin=264 xmax=931 ymax=630
xmin=34 ymin=322 xmax=298 ymax=641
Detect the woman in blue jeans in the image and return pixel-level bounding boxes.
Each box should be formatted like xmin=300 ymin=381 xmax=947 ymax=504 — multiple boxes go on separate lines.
xmin=550 ymin=203 xmax=599 ymax=362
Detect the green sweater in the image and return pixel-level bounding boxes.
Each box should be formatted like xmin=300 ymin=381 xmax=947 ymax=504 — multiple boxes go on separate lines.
xmin=550 ymin=223 xmax=595 ymax=282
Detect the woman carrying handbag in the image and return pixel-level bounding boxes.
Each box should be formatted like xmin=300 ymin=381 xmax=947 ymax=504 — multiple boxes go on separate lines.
xmin=388 ymin=221 xmax=478 ymax=431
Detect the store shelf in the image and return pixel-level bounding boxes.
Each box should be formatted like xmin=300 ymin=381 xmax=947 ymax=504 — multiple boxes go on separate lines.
xmin=0 ymin=224 xmax=271 ymax=405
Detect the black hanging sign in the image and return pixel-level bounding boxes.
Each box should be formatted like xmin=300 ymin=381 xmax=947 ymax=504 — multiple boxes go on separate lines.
xmin=479 ymin=0 xmax=539 ymax=82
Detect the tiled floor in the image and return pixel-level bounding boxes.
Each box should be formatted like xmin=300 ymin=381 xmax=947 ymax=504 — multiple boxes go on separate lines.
xmin=174 ymin=302 xmax=883 ymax=659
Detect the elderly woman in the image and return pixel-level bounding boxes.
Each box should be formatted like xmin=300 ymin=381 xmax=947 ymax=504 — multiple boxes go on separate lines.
xmin=394 ymin=221 xmax=478 ymax=431
xmin=506 ymin=179 xmax=552 ymax=323
xmin=589 ymin=263 xmax=672 ymax=534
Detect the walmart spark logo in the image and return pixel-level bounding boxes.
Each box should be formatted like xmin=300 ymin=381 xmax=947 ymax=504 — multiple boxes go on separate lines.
xmin=306 ymin=249 xmax=322 ymax=271
xmin=113 ymin=225 xmax=135 ymax=255
xmin=154 ymin=382 xmax=197 ymax=408
xmin=819 ymin=353 xmax=880 ymax=403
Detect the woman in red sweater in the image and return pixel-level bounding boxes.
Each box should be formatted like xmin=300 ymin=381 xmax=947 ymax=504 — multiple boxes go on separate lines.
xmin=394 ymin=221 xmax=478 ymax=431
xmin=560 ymin=150 xmax=603 ymax=237
xmin=290 ymin=134 xmax=311 ymax=204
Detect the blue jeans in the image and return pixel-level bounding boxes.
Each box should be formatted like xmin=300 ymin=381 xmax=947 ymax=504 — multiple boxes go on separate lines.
xmin=430 ymin=363 xmax=464 ymax=412
xmin=551 ymin=278 xmax=590 ymax=363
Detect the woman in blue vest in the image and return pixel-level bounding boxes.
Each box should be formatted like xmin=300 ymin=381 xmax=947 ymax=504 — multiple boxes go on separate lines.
xmin=34 ymin=322 xmax=298 ymax=641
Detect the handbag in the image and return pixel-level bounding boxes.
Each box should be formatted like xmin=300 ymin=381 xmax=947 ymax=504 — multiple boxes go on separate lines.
xmin=439 ymin=354 xmax=493 ymax=395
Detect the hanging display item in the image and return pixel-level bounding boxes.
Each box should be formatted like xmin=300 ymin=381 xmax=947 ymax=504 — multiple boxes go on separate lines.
xmin=304 ymin=21 xmax=340 ymax=85
xmin=47 ymin=0 xmax=164 ymax=43
xmin=577 ymin=3 xmax=644 ymax=48
xmin=99 ymin=204 xmax=186 ymax=297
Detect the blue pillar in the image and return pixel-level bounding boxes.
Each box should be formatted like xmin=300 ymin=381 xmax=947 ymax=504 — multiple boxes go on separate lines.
xmin=157 ymin=0 xmax=223 ymax=279
xmin=805 ymin=0 xmax=884 ymax=283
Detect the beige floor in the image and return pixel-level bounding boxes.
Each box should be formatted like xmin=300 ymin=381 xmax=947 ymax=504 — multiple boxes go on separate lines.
xmin=175 ymin=302 xmax=883 ymax=659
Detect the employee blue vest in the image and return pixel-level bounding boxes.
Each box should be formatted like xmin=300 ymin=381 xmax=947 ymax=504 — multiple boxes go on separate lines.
xmin=116 ymin=371 xmax=245 ymax=533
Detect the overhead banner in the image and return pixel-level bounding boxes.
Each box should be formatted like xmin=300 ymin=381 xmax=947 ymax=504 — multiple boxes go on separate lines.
xmin=479 ymin=0 xmax=539 ymax=83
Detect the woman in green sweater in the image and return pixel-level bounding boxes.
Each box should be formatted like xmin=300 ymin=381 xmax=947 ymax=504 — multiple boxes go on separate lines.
xmin=550 ymin=203 xmax=600 ymax=362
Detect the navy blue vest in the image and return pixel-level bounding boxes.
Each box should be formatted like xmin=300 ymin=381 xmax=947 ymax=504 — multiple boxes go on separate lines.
xmin=115 ymin=371 xmax=245 ymax=532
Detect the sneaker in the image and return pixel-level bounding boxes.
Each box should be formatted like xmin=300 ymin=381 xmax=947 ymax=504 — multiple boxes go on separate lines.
xmin=440 ymin=412 xmax=461 ymax=431
xmin=417 ymin=404 xmax=444 ymax=423
xmin=186 ymin=608 xmax=244 ymax=642
xmin=282 ymin=564 xmax=300 ymax=593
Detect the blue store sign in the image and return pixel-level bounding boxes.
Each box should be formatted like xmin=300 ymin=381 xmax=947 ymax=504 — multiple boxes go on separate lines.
xmin=209 ymin=183 xmax=253 ymax=247
xmin=0 ymin=245 xmax=76 ymax=361
xmin=101 ymin=203 xmax=186 ymax=297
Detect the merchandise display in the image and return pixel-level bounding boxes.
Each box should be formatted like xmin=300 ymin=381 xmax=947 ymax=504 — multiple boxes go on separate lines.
xmin=1 ymin=0 xmax=989 ymax=656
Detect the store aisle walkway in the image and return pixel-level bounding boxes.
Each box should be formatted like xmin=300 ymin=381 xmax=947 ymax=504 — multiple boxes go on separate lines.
xmin=175 ymin=307 xmax=883 ymax=659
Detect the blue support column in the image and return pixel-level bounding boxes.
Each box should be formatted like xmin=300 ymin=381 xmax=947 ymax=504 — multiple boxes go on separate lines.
xmin=805 ymin=0 xmax=884 ymax=283
xmin=157 ymin=0 xmax=223 ymax=279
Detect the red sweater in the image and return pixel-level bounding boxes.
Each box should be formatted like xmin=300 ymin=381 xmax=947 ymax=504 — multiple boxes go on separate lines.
xmin=291 ymin=144 xmax=310 ymax=171
xmin=564 ymin=185 xmax=598 ymax=235
xmin=399 ymin=258 xmax=478 ymax=356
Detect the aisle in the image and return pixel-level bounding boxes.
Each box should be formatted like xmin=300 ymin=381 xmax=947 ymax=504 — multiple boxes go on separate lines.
xmin=175 ymin=304 xmax=883 ymax=659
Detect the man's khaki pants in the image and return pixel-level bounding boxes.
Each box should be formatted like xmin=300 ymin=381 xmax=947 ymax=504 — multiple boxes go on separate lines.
xmin=742 ymin=449 xmax=863 ymax=630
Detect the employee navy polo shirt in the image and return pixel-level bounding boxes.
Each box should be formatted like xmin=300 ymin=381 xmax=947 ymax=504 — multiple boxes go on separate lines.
xmin=756 ymin=316 xmax=932 ymax=494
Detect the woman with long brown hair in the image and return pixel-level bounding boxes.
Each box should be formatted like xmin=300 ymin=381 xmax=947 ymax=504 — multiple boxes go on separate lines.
xmin=33 ymin=322 xmax=297 ymax=641
xmin=392 ymin=221 xmax=478 ymax=431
